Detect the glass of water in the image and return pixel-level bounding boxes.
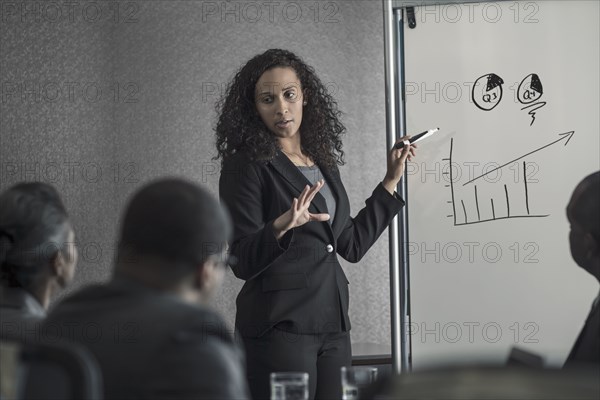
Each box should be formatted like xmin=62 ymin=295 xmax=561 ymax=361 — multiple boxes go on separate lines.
xmin=270 ymin=372 xmax=309 ymax=400
xmin=341 ymin=366 xmax=378 ymax=400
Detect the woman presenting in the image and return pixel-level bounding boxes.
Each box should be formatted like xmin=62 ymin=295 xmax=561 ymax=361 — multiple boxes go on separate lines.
xmin=216 ymin=49 xmax=416 ymax=400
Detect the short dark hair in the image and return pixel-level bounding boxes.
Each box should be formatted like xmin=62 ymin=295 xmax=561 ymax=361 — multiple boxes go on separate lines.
xmin=0 ymin=182 xmax=71 ymax=288
xmin=116 ymin=178 xmax=231 ymax=273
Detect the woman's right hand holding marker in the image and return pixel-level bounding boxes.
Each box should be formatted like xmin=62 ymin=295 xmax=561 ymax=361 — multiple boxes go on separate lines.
xmin=382 ymin=134 xmax=417 ymax=195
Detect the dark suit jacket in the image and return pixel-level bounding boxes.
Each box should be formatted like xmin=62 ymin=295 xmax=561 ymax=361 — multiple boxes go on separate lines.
xmin=565 ymin=294 xmax=600 ymax=366
xmin=219 ymin=149 xmax=405 ymax=337
xmin=42 ymin=278 xmax=250 ymax=400
xmin=0 ymin=286 xmax=46 ymax=343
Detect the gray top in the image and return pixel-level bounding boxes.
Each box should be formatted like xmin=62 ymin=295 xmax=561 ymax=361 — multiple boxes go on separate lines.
xmin=297 ymin=164 xmax=336 ymax=225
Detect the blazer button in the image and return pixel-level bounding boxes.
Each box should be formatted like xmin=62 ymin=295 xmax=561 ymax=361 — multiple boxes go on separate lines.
xmin=326 ymin=244 xmax=334 ymax=253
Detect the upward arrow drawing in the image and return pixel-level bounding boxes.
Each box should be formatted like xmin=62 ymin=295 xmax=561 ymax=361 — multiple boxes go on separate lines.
xmin=463 ymin=131 xmax=575 ymax=186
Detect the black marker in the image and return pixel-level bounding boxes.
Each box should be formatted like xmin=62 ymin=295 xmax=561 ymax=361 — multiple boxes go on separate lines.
xmin=394 ymin=128 xmax=440 ymax=149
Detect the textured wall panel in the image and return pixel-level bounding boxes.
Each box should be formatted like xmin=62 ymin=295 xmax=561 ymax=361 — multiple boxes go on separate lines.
xmin=1 ymin=0 xmax=393 ymax=349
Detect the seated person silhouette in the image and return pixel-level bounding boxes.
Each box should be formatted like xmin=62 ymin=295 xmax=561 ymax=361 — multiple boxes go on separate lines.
xmin=564 ymin=171 xmax=599 ymax=367
xmin=0 ymin=182 xmax=77 ymax=343
xmin=42 ymin=178 xmax=250 ymax=399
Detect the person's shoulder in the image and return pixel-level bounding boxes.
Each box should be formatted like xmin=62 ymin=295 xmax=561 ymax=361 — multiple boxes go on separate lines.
xmin=43 ymin=283 xmax=118 ymax=323
xmin=322 ymin=162 xmax=341 ymax=177
xmin=46 ymin=278 xmax=167 ymax=323
xmin=48 ymin=283 xmax=109 ymax=309
xmin=220 ymin=150 xmax=271 ymax=188
xmin=132 ymin=293 xmax=233 ymax=340
xmin=174 ymin=302 xmax=234 ymax=342
xmin=222 ymin=149 xmax=270 ymax=171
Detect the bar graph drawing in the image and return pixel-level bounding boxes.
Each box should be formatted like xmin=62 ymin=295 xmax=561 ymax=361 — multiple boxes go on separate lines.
xmin=443 ymin=131 xmax=575 ymax=226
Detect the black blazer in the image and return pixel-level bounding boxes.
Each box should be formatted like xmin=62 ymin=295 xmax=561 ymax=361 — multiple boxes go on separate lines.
xmin=219 ymin=149 xmax=405 ymax=337
xmin=565 ymin=296 xmax=599 ymax=366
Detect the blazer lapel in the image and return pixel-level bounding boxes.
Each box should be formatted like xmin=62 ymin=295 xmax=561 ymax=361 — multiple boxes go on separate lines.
xmin=269 ymin=150 xmax=349 ymax=240
xmin=269 ymin=150 xmax=329 ymax=216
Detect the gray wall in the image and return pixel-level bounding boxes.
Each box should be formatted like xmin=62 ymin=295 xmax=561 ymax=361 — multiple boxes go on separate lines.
xmin=1 ymin=1 xmax=393 ymax=348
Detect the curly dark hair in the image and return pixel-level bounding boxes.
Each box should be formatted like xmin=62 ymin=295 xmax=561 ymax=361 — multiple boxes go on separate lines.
xmin=214 ymin=49 xmax=346 ymax=171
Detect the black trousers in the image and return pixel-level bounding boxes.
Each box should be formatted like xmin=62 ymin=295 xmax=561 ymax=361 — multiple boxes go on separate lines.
xmin=241 ymin=328 xmax=351 ymax=400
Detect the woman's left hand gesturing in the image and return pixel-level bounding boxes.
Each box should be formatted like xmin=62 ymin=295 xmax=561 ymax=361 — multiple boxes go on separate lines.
xmin=382 ymin=135 xmax=417 ymax=195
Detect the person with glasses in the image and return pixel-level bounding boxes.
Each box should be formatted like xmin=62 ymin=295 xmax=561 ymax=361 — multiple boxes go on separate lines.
xmin=43 ymin=178 xmax=250 ymax=400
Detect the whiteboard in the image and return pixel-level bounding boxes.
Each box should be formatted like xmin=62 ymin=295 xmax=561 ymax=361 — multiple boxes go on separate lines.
xmin=403 ymin=1 xmax=600 ymax=368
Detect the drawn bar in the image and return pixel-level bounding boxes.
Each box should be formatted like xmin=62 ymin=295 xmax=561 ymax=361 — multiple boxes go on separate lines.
xmin=523 ymin=161 xmax=530 ymax=215
xmin=475 ymin=185 xmax=480 ymax=221
xmin=491 ymin=199 xmax=496 ymax=220
xmin=504 ymin=184 xmax=510 ymax=218
xmin=449 ymin=138 xmax=457 ymax=226
xmin=461 ymin=200 xmax=468 ymax=224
